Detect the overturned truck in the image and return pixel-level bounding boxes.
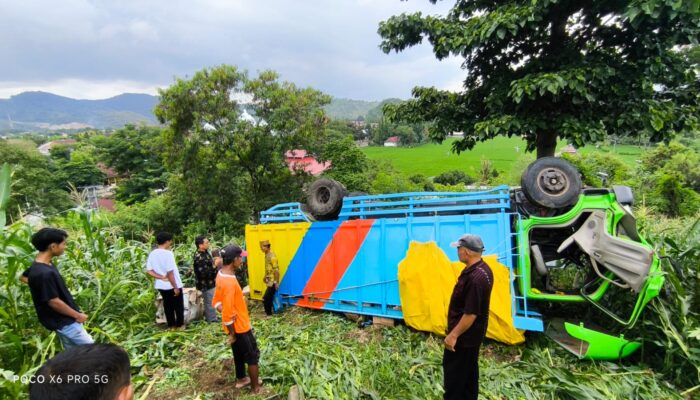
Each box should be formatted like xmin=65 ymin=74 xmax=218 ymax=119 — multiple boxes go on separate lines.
xmin=245 ymin=157 xmax=664 ymax=360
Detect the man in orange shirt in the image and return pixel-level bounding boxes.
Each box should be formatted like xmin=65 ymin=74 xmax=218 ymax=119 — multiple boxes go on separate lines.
xmin=212 ymin=244 xmax=262 ymax=394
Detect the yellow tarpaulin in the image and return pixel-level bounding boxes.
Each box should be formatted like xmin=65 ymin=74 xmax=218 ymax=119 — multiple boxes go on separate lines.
xmin=398 ymin=241 xmax=525 ymax=345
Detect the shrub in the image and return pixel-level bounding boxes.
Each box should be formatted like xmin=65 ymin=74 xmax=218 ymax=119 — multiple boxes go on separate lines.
xmin=433 ymin=170 xmax=475 ymax=186
xmin=562 ymin=152 xmax=631 ymax=187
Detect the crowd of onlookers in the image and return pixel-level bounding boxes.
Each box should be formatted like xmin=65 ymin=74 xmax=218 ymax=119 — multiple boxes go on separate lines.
xmin=22 ymin=226 xmax=492 ymax=400
xmin=21 ymin=228 xmax=280 ymax=398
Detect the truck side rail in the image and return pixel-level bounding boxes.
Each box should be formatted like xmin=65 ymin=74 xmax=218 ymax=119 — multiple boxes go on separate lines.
xmin=260 ymin=202 xmax=310 ymax=224
xmin=339 ymin=185 xmax=511 ymax=219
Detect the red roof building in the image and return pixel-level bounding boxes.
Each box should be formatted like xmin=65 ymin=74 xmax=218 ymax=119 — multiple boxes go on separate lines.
xmin=284 ymin=150 xmax=331 ymax=176
xmin=384 ymin=136 xmax=400 ymax=147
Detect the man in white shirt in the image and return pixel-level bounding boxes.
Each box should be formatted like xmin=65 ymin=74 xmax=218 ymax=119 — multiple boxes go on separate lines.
xmin=146 ymin=232 xmax=184 ymax=329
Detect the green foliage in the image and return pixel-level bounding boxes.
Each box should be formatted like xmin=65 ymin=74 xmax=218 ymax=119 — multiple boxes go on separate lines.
xmin=148 ymin=307 xmax=683 ymax=399
xmin=408 ymin=174 xmax=435 ymax=191
xmin=361 ymin=136 xmax=542 ymax=177
xmin=320 ymin=135 xmax=370 ymax=192
xmin=651 ymin=173 xmax=700 ymax=217
xmin=378 ymin=0 xmax=700 ymax=158
xmin=636 ymin=142 xmax=700 ymax=216
xmin=0 ymin=163 xmax=11 ymax=226
xmin=0 ymin=210 xmax=183 ymax=399
xmin=370 ymin=121 xmax=426 ymax=147
xmin=562 ymin=152 xmax=631 ymax=187
xmin=95 ymin=125 xmax=168 ymax=205
xmin=366 ymin=160 xmax=422 ymax=194
xmin=0 ymin=140 xmax=72 ymax=223
xmin=636 ymin=212 xmax=700 ymax=392
xmin=325 ymin=119 xmax=365 ymax=141
xmin=155 ymin=65 xmax=329 ymax=226
xmin=53 ymin=150 xmax=106 ymax=189
xmin=107 ymin=194 xmax=183 ymax=242
xmin=433 ymin=170 xmax=475 ymax=186
xmin=48 ymin=144 xmax=72 ymax=161
xmin=478 ymin=157 xmax=499 ymax=185
xmin=497 ymin=153 xmax=537 ymax=185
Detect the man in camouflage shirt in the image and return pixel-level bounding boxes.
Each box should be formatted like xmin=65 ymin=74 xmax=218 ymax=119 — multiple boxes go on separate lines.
xmin=193 ymin=236 xmax=218 ymax=322
xmin=260 ymin=240 xmax=279 ymax=316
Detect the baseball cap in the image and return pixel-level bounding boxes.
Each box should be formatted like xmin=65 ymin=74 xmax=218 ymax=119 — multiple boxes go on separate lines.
xmin=449 ymin=234 xmax=485 ymax=252
xmin=221 ymin=244 xmax=248 ymax=258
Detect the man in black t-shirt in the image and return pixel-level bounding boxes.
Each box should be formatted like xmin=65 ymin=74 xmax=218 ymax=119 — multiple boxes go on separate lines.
xmin=21 ymin=228 xmax=94 ymax=349
xmin=443 ymin=234 xmax=493 ymax=400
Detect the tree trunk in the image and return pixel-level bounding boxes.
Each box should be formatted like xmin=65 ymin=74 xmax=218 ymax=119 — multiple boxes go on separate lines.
xmin=536 ymin=132 xmax=557 ymax=158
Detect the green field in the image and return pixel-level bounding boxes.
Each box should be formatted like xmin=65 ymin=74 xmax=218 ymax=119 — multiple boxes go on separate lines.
xmin=361 ymin=137 xmax=646 ymax=177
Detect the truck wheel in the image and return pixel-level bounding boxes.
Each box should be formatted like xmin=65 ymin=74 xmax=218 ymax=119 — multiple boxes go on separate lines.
xmin=521 ymin=157 xmax=582 ymax=209
xmin=306 ymin=178 xmax=347 ymax=220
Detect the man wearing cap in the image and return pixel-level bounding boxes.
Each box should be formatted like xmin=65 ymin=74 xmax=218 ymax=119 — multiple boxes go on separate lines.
xmin=444 ymin=234 xmax=493 ymax=400
xmin=212 ymin=245 xmax=262 ymax=393
xmin=259 ymin=240 xmax=279 ymax=316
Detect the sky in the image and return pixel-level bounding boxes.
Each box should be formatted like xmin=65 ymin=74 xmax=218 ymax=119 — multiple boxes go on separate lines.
xmin=0 ymin=0 xmax=465 ymax=101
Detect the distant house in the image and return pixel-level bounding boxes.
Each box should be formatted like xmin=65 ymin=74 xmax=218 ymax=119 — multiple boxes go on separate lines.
xmin=97 ymin=163 xmax=120 ymax=185
xmin=351 ymin=116 xmax=366 ymax=129
xmin=384 ymin=136 xmax=400 ymax=147
xmin=561 ymin=144 xmax=578 ymax=156
xmin=284 ymin=150 xmax=331 ymax=176
xmin=37 ymin=139 xmax=77 ymax=156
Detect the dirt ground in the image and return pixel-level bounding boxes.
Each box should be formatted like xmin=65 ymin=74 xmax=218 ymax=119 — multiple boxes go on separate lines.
xmin=146 ymin=303 xmax=280 ymax=400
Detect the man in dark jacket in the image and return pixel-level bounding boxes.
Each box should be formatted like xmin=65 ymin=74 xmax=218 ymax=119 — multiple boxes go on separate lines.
xmin=443 ymin=234 xmax=493 ymax=400
xmin=193 ymin=235 xmax=218 ymax=322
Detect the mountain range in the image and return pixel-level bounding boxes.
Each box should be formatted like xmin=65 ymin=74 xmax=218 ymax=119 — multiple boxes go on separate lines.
xmin=0 ymin=92 xmax=158 ymax=131
xmin=0 ymin=91 xmax=387 ymax=133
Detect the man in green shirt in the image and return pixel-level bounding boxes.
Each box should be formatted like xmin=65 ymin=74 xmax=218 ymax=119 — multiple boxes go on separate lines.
xmin=259 ymin=240 xmax=279 ymax=316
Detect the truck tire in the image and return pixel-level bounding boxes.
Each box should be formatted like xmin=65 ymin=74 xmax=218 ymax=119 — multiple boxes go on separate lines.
xmin=521 ymin=157 xmax=582 ymax=209
xmin=306 ymin=178 xmax=347 ymax=220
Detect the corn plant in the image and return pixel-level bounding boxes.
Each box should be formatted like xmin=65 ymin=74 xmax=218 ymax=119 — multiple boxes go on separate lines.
xmin=638 ymin=213 xmax=700 ymax=395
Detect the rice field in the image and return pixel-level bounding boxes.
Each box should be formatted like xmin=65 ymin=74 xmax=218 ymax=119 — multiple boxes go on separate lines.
xmin=360 ymin=137 xmax=647 ymax=177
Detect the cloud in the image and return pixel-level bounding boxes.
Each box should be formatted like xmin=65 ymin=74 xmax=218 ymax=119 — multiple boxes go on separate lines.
xmin=0 ymin=0 xmax=465 ymax=100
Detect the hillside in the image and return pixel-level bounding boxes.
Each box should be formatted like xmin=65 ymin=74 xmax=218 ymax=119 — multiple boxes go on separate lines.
xmin=324 ymin=98 xmax=381 ymax=120
xmin=0 ymin=92 xmax=390 ymax=132
xmin=0 ymin=91 xmax=159 ymax=131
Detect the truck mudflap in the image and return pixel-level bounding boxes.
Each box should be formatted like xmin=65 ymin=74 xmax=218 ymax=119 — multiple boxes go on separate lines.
xmin=546 ymin=318 xmax=641 ymax=360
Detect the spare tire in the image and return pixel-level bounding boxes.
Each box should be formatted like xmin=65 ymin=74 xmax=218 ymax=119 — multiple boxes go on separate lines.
xmin=521 ymin=157 xmax=582 ymax=209
xmin=306 ymin=178 xmax=347 ymax=220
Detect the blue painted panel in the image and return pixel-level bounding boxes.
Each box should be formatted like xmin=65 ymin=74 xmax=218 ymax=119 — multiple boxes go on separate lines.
xmin=279 ymin=220 xmax=341 ymax=304
xmin=329 ymin=213 xmax=514 ymax=318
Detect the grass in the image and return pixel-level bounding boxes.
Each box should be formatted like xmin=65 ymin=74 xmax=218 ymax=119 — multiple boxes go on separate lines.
xmin=577 ymin=144 xmax=647 ymax=166
xmin=361 ymin=137 xmax=647 ymax=177
xmin=0 ymin=167 xmax=696 ymax=399
xmin=145 ymin=304 xmax=684 ymax=400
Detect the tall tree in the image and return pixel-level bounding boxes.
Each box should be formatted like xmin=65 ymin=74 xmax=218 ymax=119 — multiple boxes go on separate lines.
xmin=95 ymin=125 xmax=168 ymax=205
xmin=320 ymin=135 xmax=370 ymax=192
xmin=379 ymin=0 xmax=700 ymax=158
xmin=0 ymin=141 xmax=72 ymax=222
xmin=155 ymin=65 xmax=331 ymax=223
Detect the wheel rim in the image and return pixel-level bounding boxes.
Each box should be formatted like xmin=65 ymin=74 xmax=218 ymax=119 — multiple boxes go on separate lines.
xmin=317 ymin=186 xmax=331 ymax=204
xmin=536 ymin=167 xmax=570 ymax=197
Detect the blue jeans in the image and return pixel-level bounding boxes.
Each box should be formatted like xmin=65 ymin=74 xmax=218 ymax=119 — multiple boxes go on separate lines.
xmin=202 ymin=288 xmax=218 ymax=322
xmin=56 ymin=322 xmax=94 ymax=350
